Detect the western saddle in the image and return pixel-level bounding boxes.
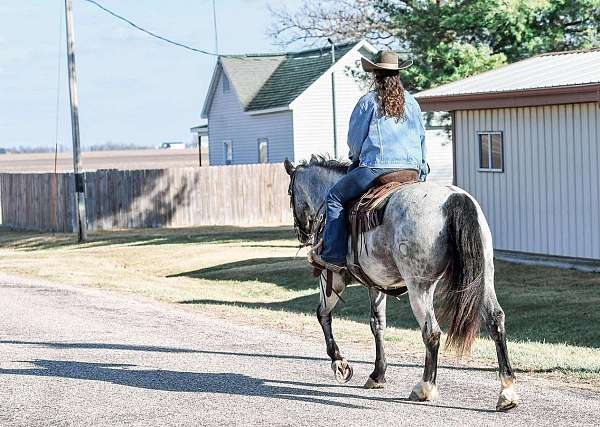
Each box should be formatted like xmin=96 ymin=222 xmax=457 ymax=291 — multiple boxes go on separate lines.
xmin=313 ymin=169 xmax=419 ymax=300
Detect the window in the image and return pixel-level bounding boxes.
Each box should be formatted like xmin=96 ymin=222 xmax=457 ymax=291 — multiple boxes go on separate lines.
xmin=258 ymin=138 xmax=269 ymax=163
xmin=222 ymin=74 xmax=230 ymax=93
xmin=223 ymin=140 xmax=232 ymax=165
xmin=478 ymin=131 xmax=503 ymax=172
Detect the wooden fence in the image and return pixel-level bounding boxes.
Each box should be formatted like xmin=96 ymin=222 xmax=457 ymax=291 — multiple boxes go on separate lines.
xmin=0 ymin=164 xmax=293 ymax=232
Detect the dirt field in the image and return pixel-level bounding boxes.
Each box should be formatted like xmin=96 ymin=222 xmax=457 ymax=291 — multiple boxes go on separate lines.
xmin=0 ymin=149 xmax=208 ymax=173
xmin=0 ymin=226 xmax=598 ymax=390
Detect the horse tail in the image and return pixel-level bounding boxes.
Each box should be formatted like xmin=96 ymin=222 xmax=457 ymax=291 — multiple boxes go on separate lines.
xmin=440 ymin=192 xmax=485 ymax=356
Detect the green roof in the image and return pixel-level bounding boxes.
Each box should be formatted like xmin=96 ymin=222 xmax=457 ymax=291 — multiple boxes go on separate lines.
xmin=221 ymin=42 xmax=358 ymax=112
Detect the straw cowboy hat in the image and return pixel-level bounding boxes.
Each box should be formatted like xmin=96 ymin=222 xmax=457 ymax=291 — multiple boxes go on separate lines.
xmin=361 ymin=50 xmax=413 ymax=72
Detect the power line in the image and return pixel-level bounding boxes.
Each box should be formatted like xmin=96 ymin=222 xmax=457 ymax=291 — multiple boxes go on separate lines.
xmin=82 ymin=0 xmax=219 ymax=56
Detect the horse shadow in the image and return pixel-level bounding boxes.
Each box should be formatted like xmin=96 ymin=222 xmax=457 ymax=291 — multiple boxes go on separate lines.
xmin=0 ymin=358 xmax=499 ymax=413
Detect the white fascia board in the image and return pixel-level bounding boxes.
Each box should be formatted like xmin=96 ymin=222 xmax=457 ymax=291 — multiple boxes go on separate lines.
xmin=201 ymin=59 xmax=245 ymax=118
xmin=289 ymin=39 xmax=377 ymax=110
xmin=247 ymin=106 xmax=291 ymax=116
xmin=201 ymin=62 xmax=223 ymax=119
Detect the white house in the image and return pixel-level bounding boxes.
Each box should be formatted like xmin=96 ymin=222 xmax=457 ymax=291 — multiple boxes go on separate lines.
xmin=416 ymin=49 xmax=600 ymax=267
xmin=201 ymin=40 xmax=452 ymax=184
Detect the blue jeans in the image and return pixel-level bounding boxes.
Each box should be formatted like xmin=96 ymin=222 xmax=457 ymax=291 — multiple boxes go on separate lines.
xmin=321 ymin=166 xmax=394 ymax=264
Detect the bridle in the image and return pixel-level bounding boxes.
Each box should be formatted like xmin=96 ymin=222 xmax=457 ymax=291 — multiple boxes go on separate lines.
xmin=288 ymin=168 xmax=326 ymax=247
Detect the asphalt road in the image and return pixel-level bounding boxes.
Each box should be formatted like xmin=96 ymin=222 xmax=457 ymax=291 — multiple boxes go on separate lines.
xmin=1 ymin=274 xmax=598 ymax=426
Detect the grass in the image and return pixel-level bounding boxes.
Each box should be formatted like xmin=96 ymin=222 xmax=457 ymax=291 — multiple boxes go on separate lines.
xmin=0 ymin=225 xmax=599 ymax=388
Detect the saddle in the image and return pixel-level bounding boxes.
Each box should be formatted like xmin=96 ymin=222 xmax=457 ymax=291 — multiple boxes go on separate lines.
xmin=312 ymin=169 xmax=419 ymax=301
xmin=346 ymin=169 xmax=418 ymax=296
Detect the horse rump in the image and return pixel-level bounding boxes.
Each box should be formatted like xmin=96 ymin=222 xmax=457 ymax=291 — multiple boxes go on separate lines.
xmin=440 ymin=192 xmax=485 ymax=356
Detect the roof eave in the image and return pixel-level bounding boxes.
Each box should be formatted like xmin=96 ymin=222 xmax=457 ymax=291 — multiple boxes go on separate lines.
xmin=416 ymin=84 xmax=600 ymax=111
xmin=289 ymin=39 xmax=377 ymax=109
xmin=246 ymin=105 xmax=291 ymax=116
xmin=201 ymin=61 xmax=223 ymax=119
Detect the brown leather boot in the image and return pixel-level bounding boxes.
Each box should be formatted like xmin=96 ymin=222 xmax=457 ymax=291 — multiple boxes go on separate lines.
xmin=308 ymin=249 xmax=346 ymax=274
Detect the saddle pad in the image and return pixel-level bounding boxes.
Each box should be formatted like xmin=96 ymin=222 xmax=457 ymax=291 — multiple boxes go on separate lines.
xmin=348 ymin=180 xmax=416 ymax=234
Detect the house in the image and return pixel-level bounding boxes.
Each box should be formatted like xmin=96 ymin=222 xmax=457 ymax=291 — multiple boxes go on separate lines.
xmin=416 ymin=49 xmax=600 ymax=266
xmin=201 ymin=40 xmax=453 ymax=183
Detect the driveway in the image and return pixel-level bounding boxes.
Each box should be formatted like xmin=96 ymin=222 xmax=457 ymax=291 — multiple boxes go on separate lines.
xmin=1 ymin=274 xmax=598 ymax=426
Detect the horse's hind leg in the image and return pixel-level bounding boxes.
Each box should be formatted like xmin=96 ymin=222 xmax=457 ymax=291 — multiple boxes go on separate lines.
xmin=364 ymin=288 xmax=387 ymax=389
xmin=482 ymin=275 xmax=520 ymax=411
xmin=316 ymin=271 xmax=352 ymax=383
xmin=407 ymin=280 xmax=441 ymax=401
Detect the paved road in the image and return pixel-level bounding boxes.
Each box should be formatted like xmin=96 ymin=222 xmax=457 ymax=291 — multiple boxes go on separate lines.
xmin=1 ymin=274 xmax=598 ymax=426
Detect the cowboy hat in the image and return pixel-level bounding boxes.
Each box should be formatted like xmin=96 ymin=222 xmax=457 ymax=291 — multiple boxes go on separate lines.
xmin=361 ymin=50 xmax=413 ymax=72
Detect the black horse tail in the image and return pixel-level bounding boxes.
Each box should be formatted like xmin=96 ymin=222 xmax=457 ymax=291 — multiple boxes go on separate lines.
xmin=440 ymin=192 xmax=485 ymax=356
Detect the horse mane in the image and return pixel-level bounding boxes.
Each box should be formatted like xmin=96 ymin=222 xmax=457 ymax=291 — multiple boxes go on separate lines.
xmin=297 ymin=154 xmax=350 ymax=175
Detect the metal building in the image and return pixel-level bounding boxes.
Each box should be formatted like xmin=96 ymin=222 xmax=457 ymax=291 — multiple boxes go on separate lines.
xmin=416 ymin=49 xmax=600 ymax=266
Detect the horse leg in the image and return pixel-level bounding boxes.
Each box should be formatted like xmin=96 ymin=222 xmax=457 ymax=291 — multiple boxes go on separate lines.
xmin=316 ymin=271 xmax=352 ymax=383
xmin=407 ymin=281 xmax=441 ymax=401
xmin=483 ymin=285 xmax=520 ymax=411
xmin=364 ymin=288 xmax=387 ymax=389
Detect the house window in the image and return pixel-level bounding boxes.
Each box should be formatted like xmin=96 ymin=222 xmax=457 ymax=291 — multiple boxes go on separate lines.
xmin=478 ymin=131 xmax=503 ymax=172
xmin=223 ymin=140 xmax=232 ymax=165
xmin=222 ymin=74 xmax=230 ymax=93
xmin=258 ymin=138 xmax=269 ymax=163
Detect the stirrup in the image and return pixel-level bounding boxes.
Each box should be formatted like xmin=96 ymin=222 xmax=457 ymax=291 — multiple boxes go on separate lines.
xmin=308 ymin=249 xmax=346 ymax=274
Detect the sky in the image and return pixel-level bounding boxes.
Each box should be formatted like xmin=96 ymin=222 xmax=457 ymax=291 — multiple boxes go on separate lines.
xmin=0 ymin=0 xmax=303 ymax=149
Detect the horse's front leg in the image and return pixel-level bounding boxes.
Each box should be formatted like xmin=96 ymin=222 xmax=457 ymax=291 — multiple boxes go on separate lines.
xmin=364 ymin=288 xmax=387 ymax=389
xmin=316 ymin=271 xmax=352 ymax=383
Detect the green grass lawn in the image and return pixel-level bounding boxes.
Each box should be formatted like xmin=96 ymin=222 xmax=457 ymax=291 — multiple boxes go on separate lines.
xmin=174 ymin=254 xmax=600 ymax=348
xmin=0 ymin=225 xmax=598 ymax=386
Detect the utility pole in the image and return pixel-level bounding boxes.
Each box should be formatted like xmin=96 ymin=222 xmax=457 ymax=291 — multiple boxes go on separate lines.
xmin=328 ymin=38 xmax=338 ymax=158
xmin=65 ymin=0 xmax=87 ymax=241
xmin=212 ymin=0 xmax=219 ymax=55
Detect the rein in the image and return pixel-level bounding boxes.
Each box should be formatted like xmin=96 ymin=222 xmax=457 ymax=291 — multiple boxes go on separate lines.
xmin=288 ymin=169 xmax=326 ymax=247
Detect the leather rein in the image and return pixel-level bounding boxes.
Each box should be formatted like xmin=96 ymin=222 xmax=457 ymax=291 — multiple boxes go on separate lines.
xmin=288 ymin=168 xmax=326 ymax=248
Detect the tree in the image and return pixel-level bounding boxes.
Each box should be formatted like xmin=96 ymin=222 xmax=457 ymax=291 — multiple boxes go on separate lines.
xmin=270 ymin=0 xmax=600 ymax=91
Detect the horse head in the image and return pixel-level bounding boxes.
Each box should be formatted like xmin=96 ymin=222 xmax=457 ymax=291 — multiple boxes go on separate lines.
xmin=284 ymin=155 xmax=348 ymax=245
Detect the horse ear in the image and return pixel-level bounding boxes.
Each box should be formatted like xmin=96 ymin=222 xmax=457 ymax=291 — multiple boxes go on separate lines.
xmin=284 ymin=158 xmax=295 ymax=175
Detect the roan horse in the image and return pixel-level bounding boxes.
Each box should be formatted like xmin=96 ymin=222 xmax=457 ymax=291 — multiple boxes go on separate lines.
xmin=284 ymin=156 xmax=520 ymax=411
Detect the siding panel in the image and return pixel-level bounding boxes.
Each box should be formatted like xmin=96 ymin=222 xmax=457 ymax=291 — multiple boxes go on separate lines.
xmin=208 ymin=72 xmax=294 ymax=165
xmin=455 ymin=102 xmax=600 ymax=260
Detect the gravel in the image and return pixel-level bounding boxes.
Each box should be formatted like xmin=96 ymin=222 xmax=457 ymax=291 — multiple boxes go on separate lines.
xmin=1 ymin=274 xmax=598 ymax=426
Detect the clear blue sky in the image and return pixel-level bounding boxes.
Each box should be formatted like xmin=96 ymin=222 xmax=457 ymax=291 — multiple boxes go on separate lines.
xmin=0 ymin=0 xmax=302 ymax=149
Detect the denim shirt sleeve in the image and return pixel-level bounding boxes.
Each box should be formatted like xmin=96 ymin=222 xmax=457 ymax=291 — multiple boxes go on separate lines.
xmin=347 ymin=95 xmax=375 ymax=162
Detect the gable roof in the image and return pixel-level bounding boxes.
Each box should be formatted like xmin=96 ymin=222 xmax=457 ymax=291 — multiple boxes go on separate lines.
xmin=416 ymin=49 xmax=600 ymax=111
xmin=220 ymin=56 xmax=285 ymax=108
xmin=202 ymin=40 xmax=372 ymax=117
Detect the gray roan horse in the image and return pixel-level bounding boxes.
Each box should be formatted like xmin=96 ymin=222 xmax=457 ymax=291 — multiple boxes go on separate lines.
xmin=284 ymin=156 xmax=520 ymax=411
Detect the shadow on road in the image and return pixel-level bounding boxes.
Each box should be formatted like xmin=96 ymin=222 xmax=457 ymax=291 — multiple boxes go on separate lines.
xmin=0 ymin=359 xmax=499 ymax=413
xmin=3 ymin=340 xmax=592 ymax=376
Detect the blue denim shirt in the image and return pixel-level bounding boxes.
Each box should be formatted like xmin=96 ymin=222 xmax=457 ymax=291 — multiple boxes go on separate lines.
xmin=348 ymin=91 xmax=428 ymax=178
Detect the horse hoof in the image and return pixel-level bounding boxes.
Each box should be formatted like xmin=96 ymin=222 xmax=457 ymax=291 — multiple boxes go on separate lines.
xmin=331 ymin=359 xmax=353 ymax=383
xmin=409 ymin=381 xmax=438 ymax=402
xmin=496 ymin=386 xmax=520 ymax=411
xmin=364 ymin=377 xmax=385 ymax=389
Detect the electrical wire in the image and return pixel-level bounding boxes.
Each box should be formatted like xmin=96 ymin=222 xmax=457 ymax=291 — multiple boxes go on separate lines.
xmin=82 ymin=0 xmax=219 ymax=56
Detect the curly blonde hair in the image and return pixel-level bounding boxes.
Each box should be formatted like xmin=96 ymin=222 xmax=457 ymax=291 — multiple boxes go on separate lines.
xmin=372 ymin=70 xmax=406 ymax=122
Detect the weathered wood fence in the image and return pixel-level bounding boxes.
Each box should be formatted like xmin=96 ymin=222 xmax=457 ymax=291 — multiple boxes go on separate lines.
xmin=0 ymin=164 xmax=293 ymax=232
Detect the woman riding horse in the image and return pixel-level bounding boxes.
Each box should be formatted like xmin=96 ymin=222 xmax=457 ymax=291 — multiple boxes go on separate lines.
xmin=312 ymin=50 xmax=428 ymax=273
xmin=284 ymin=50 xmax=520 ymax=411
